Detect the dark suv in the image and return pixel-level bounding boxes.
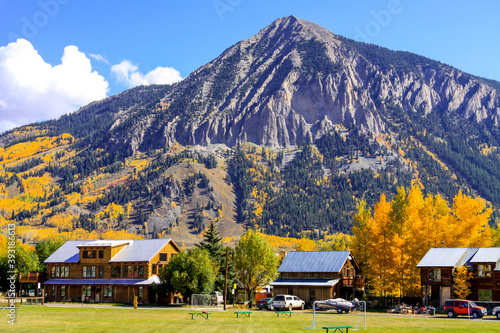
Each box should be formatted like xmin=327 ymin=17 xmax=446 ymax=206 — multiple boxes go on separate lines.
xmin=443 ymin=299 xmax=487 ymax=318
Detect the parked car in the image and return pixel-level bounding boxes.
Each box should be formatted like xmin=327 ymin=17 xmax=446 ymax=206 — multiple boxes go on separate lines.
xmin=272 ymin=295 xmax=305 ymax=311
xmin=256 ymin=297 xmax=274 ymax=310
xmin=210 ymin=291 xmax=223 ymax=305
xmin=474 ymin=301 xmax=495 ymax=315
xmin=492 ymin=306 xmax=500 ymax=319
xmin=443 ymin=299 xmax=487 ymax=318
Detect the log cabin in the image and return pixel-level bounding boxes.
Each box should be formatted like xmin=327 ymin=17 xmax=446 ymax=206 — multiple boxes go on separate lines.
xmin=417 ymin=247 xmax=500 ymax=307
xmin=43 ymin=239 xmax=180 ymax=304
xmin=270 ymin=251 xmax=364 ymax=304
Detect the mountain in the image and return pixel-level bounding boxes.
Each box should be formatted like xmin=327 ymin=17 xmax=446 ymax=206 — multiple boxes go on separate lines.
xmin=1 ymin=16 xmax=500 ymax=243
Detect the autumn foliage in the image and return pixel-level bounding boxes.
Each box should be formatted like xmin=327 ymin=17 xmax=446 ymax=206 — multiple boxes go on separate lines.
xmin=351 ymin=185 xmax=492 ymax=297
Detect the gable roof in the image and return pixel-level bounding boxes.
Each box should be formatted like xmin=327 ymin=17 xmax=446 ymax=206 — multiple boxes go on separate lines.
xmin=44 ymin=240 xmax=88 ymax=263
xmin=278 ymin=251 xmax=351 ymax=273
xmin=417 ymin=248 xmax=478 ymax=268
xmin=109 ymin=239 xmax=177 ymax=262
xmin=470 ymin=247 xmax=500 ymax=264
xmin=44 ymin=239 xmax=179 ymax=264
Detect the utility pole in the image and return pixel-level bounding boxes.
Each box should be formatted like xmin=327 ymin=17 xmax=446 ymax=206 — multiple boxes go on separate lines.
xmin=224 ymin=246 xmax=229 ymax=311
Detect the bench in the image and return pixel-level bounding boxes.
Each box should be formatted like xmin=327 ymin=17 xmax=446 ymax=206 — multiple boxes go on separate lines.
xmin=189 ymin=312 xmax=211 ymax=320
xmin=276 ymin=311 xmax=292 ymax=317
xmin=234 ymin=311 xmax=252 ymax=318
xmin=322 ymin=326 xmax=352 ymax=333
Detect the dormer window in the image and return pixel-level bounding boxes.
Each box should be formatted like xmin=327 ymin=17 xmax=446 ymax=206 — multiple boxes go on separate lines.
xmin=83 ymin=250 xmax=96 ymax=258
xmin=478 ymin=264 xmax=492 ymax=277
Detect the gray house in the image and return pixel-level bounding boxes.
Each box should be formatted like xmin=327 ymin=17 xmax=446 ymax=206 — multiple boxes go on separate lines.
xmin=270 ymin=251 xmax=364 ymax=303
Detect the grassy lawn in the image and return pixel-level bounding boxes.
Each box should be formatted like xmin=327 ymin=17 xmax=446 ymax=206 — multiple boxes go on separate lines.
xmin=2 ymin=305 xmax=500 ymax=332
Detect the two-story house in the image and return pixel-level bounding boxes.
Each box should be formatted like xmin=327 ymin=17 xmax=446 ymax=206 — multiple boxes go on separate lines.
xmin=43 ymin=239 xmax=180 ymax=304
xmin=417 ymin=247 xmax=500 ymax=307
xmin=270 ymin=251 xmax=364 ymax=304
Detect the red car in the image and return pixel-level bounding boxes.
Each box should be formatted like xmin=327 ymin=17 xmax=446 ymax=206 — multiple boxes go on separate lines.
xmin=443 ymin=299 xmax=487 ymax=318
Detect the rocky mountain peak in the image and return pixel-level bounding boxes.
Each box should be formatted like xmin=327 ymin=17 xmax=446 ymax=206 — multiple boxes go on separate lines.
xmin=60 ymin=16 xmax=500 ymax=152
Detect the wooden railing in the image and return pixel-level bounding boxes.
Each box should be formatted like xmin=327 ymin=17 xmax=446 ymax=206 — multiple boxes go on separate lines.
xmin=342 ymin=277 xmax=365 ymax=289
xmin=19 ymin=273 xmax=46 ymax=283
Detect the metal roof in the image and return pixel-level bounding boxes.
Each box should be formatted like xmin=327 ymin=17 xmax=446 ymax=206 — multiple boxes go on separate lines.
xmin=109 ymin=239 xmax=173 ymax=262
xmin=44 ymin=241 xmax=87 ymax=263
xmin=77 ymin=240 xmax=130 ymax=248
xmin=417 ymin=248 xmax=478 ymax=268
xmin=470 ymin=248 xmax=500 ymax=263
xmin=44 ymin=277 xmax=159 ymax=285
xmin=44 ymin=239 xmax=177 ymax=264
xmin=270 ymin=278 xmax=340 ymax=287
xmin=278 ymin=251 xmax=350 ymax=273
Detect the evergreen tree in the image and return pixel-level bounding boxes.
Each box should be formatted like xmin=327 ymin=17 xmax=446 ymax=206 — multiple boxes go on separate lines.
xmin=196 ymin=221 xmax=238 ymax=299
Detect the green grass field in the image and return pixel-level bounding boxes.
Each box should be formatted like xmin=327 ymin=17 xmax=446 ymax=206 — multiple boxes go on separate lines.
xmin=2 ymin=305 xmax=500 ymax=332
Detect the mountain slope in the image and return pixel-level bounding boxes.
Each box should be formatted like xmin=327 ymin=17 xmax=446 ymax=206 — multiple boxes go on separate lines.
xmin=1 ymin=16 xmax=500 ymax=243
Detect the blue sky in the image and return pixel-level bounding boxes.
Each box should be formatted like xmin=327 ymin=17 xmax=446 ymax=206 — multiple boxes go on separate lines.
xmin=0 ymin=0 xmax=499 ymax=132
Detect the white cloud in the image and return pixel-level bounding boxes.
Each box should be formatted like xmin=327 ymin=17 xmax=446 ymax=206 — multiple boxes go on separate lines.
xmin=111 ymin=59 xmax=182 ymax=88
xmin=89 ymin=53 xmax=110 ymax=64
xmin=0 ymin=39 xmax=109 ymax=133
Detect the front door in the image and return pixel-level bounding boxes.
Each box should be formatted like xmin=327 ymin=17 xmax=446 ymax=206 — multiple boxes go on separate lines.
xmin=95 ymin=287 xmax=101 ymax=303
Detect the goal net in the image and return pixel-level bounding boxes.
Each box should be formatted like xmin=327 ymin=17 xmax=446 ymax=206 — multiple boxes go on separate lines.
xmin=306 ymin=300 xmax=366 ymax=330
xmin=191 ymin=294 xmax=223 ymax=311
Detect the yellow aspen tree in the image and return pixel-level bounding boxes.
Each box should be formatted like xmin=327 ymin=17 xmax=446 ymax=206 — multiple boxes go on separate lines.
xmin=370 ymin=193 xmax=393 ymax=296
xmin=448 ymin=191 xmax=492 ymax=247
xmin=351 ymin=199 xmax=373 ymax=290
xmin=453 ymin=265 xmax=473 ymax=299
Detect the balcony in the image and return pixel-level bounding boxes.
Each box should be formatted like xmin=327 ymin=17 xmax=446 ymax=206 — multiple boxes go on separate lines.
xmin=19 ymin=273 xmax=46 ymax=283
xmin=342 ymin=276 xmax=365 ymax=291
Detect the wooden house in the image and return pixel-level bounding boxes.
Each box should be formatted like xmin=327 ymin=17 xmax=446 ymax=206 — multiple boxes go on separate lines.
xmin=43 ymin=239 xmax=180 ymax=304
xmin=270 ymin=251 xmax=364 ymax=303
xmin=417 ymin=247 xmax=500 ymax=307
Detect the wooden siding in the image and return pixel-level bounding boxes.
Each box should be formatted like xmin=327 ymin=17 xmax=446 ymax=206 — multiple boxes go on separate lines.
xmin=44 ymin=239 xmax=179 ymax=304
xmin=420 ymin=267 xmax=453 ymax=286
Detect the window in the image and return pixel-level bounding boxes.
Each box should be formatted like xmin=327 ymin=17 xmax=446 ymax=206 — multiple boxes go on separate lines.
xmin=83 ymin=266 xmax=96 ymax=278
xmin=127 ymin=266 xmax=133 ymax=278
xmin=52 ymin=286 xmax=55 ymax=297
xmin=61 ymin=286 xmax=66 ymax=298
xmin=55 ymin=266 xmax=60 ymax=277
xmin=479 ymin=289 xmax=492 ymax=301
xmin=62 ymin=266 xmax=69 ymax=278
xmin=98 ymin=250 xmax=104 ymax=258
xmin=287 ymin=288 xmax=293 ymax=295
xmin=103 ymin=286 xmax=113 ymax=297
xmin=83 ymin=250 xmax=95 ymax=258
xmin=51 ymin=266 xmax=55 ymax=278
xmin=138 ymin=266 xmax=144 ymax=278
xmin=478 ymin=264 xmax=492 ymax=277
xmin=134 ymin=266 xmax=139 ymax=278
xmin=83 ymin=286 xmax=91 ymax=297
xmin=152 ymin=264 xmax=157 ymax=275
xmin=310 ymin=289 xmax=316 ymax=301
xmin=112 ymin=266 xmax=121 ymax=278
xmin=159 ymin=253 xmax=168 ymax=261
xmin=138 ymin=286 xmax=143 ymax=298
xmin=99 ymin=266 xmax=104 ymax=278
xmin=428 ymin=268 xmax=441 ymax=282
xmin=122 ymin=266 xmax=128 ymax=278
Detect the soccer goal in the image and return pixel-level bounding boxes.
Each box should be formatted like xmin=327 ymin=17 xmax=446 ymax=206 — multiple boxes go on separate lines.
xmin=306 ymin=300 xmax=366 ymax=330
xmin=191 ymin=294 xmax=223 ymax=312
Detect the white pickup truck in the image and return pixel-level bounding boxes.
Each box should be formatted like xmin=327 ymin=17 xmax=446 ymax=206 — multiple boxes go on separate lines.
xmin=272 ymin=294 xmax=305 ymax=311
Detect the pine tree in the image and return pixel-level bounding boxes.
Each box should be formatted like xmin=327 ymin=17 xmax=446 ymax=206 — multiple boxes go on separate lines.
xmin=196 ymin=221 xmax=238 ymax=298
